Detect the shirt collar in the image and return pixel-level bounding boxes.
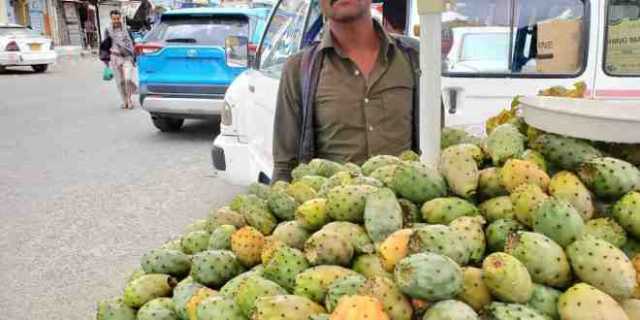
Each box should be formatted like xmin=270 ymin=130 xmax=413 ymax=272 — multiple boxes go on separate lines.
xmin=319 ymin=19 xmax=395 ymax=62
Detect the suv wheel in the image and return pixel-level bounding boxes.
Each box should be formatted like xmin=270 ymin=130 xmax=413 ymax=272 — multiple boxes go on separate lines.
xmin=151 ymin=115 xmax=184 ymax=132
xmin=32 ymin=64 xmax=48 ymax=73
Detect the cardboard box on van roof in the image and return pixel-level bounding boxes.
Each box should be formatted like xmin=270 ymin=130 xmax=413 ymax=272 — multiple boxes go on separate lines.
xmin=536 ymin=18 xmax=583 ymax=74
xmin=605 ymin=19 xmax=640 ymax=75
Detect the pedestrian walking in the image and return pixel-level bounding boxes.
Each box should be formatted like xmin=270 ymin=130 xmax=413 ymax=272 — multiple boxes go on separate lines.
xmin=99 ymin=10 xmax=137 ymax=109
xmin=272 ymin=0 xmax=421 ymax=182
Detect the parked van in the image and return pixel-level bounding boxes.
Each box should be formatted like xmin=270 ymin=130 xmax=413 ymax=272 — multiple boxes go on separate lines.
xmin=212 ymin=0 xmax=640 ymax=185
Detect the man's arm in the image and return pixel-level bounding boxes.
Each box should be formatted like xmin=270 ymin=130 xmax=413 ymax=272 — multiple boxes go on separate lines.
xmin=272 ymin=54 xmax=304 ymax=182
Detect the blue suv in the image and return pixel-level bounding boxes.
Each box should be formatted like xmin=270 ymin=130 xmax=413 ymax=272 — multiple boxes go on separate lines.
xmin=136 ymin=7 xmax=270 ymax=132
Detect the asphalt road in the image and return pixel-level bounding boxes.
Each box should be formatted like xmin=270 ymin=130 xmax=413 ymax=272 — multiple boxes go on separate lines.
xmin=0 ymin=59 xmax=244 ymax=319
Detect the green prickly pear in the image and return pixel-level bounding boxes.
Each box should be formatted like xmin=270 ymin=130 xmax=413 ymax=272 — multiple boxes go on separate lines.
xmin=364 ymin=188 xmax=404 ymax=243
xmin=485 ymin=219 xmax=525 ymax=253
xmin=229 ymin=194 xmax=266 ymax=212
xmin=533 ymin=198 xmax=584 ymax=247
xmin=322 ymin=222 xmax=374 ymax=254
xmin=549 ymin=171 xmax=595 ymax=221
xmin=344 ymin=162 xmax=362 ymax=176
xmin=579 ymin=157 xmax=640 ymax=200
xmin=172 ymin=278 xmax=203 ymax=320
xmin=248 ymin=182 xmax=272 ymax=199
xmin=421 ymin=197 xmax=480 ymax=225
xmin=351 ymin=175 xmax=384 ymax=187
xmin=457 ymin=267 xmax=492 ymax=312
xmin=219 ymin=271 xmax=260 ymax=299
xmin=296 ymin=198 xmax=330 ymax=231
xmin=267 ymin=190 xmax=298 ymax=221
xmin=439 ymin=144 xmax=482 ymax=198
xmin=479 ymin=196 xmax=516 ymax=222
xmin=297 ymin=175 xmax=329 ymax=192
xmin=441 ymin=127 xmax=482 ymax=149
xmin=613 ymin=191 xmax=640 ymax=239
xmin=394 ymin=252 xmax=463 ymax=301
xmin=390 ymin=162 xmax=448 ymax=204
xmin=235 ymin=276 xmax=287 ymax=317
xmin=325 ymin=275 xmax=367 ymax=312
xmin=558 ymin=283 xmax=629 ymax=320
xmin=359 ymin=276 xmax=414 ymax=320
xmin=398 ymin=198 xmax=421 ymax=227
xmin=160 ymin=238 xmax=183 ymax=252
xmin=409 ymin=224 xmax=470 ymax=266
xmin=423 ymin=300 xmax=479 ymax=320
xmin=304 ymin=229 xmax=354 ymax=266
xmin=181 ymin=230 xmax=211 ymax=255
xmin=141 ymin=248 xmax=191 ymax=278
xmin=327 ymin=184 xmax=378 ymax=223
xmin=318 ymin=171 xmax=353 ymax=197
xmin=526 ymin=284 xmax=561 ymax=320
xmin=263 ymin=245 xmax=309 ymax=291
xmin=362 ymin=155 xmax=403 ymax=176
xmin=500 ymin=159 xmax=550 ymax=193
xmin=271 ymin=180 xmax=290 ymax=193
xmin=127 ymin=268 xmax=146 ymax=283
xmin=370 ymin=165 xmax=400 ymax=187
xmin=505 ymin=231 xmax=572 ymax=288
xmin=308 ymin=158 xmax=346 ymax=177
xmin=196 ymin=296 xmax=245 ymax=320
xmin=184 ymin=219 xmax=209 ymax=233
xmin=239 ymin=202 xmax=277 ymax=236
xmin=137 ymin=298 xmax=178 ymax=320
xmin=485 ymin=302 xmax=547 ymax=320
xmin=208 ymin=224 xmax=236 ymax=250
xmin=123 ymin=274 xmax=176 ymax=308
xmin=294 ymin=265 xmax=359 ymax=303
xmin=520 ymin=149 xmax=548 ymax=173
xmin=399 ymin=150 xmax=421 ymax=162
xmin=96 ymin=298 xmax=136 ymax=320
xmin=482 ymin=252 xmax=533 ymax=303
xmin=510 ymin=184 xmax=549 ymax=227
xmin=352 ymin=254 xmax=392 ymax=279
xmin=271 ymin=221 xmax=310 ymax=250
xmin=584 ymin=217 xmax=627 ymax=247
xmin=531 ymin=133 xmax=603 ymax=170
xmin=486 ymin=123 xmax=526 ymax=166
xmin=190 ymin=250 xmax=244 ymax=288
xmin=291 ymin=163 xmax=316 ymax=180
xmin=208 ymin=206 xmax=246 ymax=231
xmin=287 ymin=181 xmax=318 ymax=204
xmin=566 ymin=235 xmax=637 ymax=299
xmin=478 ymin=167 xmax=508 ymax=200
xmin=230 ymin=226 xmax=266 ymax=267
xmin=254 ymin=295 xmax=326 ymax=320
xmin=450 ymin=216 xmax=486 ymax=264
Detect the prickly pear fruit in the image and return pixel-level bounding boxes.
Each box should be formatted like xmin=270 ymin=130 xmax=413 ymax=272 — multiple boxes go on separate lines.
xmin=352 ymin=254 xmax=392 ymax=279
xmin=378 ymin=228 xmax=413 ymax=272
xmin=230 ymin=226 xmax=266 ymax=267
xmin=208 ymin=224 xmax=236 ymax=250
xmin=566 ymin=235 xmax=637 ymax=299
xmin=123 ymin=274 xmax=176 ymax=308
xmin=439 ymin=144 xmax=482 ymax=198
xmin=271 ymin=221 xmax=310 ymax=250
xmin=549 ymin=171 xmax=595 ymax=221
xmin=510 ymin=184 xmax=549 ymax=227
xmin=505 ymin=231 xmax=572 ymax=288
xmin=172 ymin=279 xmax=203 ymax=320
xmin=160 ymin=238 xmax=183 ymax=252
xmin=322 ymin=222 xmax=374 ymax=254
xmin=351 ymin=175 xmax=384 ymax=187
xmin=230 ymin=194 xmax=266 ymax=213
xmin=558 ymin=283 xmax=629 ymax=320
xmin=325 ymin=275 xmax=367 ymax=312
xmin=141 ymin=248 xmax=191 ymax=278
xmin=457 ymin=267 xmax=492 ymax=312
xmin=482 ymin=252 xmax=533 ymax=303
xmin=421 ymin=197 xmax=479 ymax=225
xmin=485 ymin=219 xmax=525 ymax=252
xmin=127 ymin=268 xmax=146 ymax=283
xmin=621 ymin=299 xmax=640 ymax=320
xmin=260 ymin=238 xmax=286 ymax=265
xmin=254 ymin=295 xmax=326 ymax=320
xmin=533 ymin=198 xmax=584 ymax=247
xmin=330 ymin=295 xmax=390 ymax=320
xmin=423 ymin=300 xmax=479 ymax=320
xmin=500 ymin=159 xmax=550 ymax=193
xmin=96 ymin=298 xmax=136 ymax=320
xmin=239 ymin=203 xmax=277 ymax=236
xmin=486 ymin=124 xmax=526 ymax=166
xmin=359 ymin=276 xmax=414 ymax=320
xmin=287 ymin=181 xmax=318 ymax=204
xmin=398 ymin=198 xmax=421 ymax=226
xmin=399 ymin=150 xmax=421 ymax=162
xmin=327 ymin=184 xmax=379 ymax=223
xmin=190 ymin=250 xmax=244 ymax=288
xmin=450 ymin=216 xmax=487 ymax=264
xmin=181 ymin=230 xmax=211 ymax=255
xmin=584 ymin=217 xmax=627 ymax=247
xmin=295 ymin=198 xmax=330 ymax=230
xmin=370 ymin=165 xmax=400 ymax=187
xmin=390 ymin=162 xmax=448 ymax=204
xmin=579 ymin=157 xmax=640 ymax=200
xmin=262 ymin=245 xmax=309 ymax=291
xmin=479 ymin=196 xmax=515 ymax=222
xmin=394 ymin=252 xmax=463 ymax=301
xmin=294 ymin=265 xmax=359 ymax=303
xmin=219 ymin=271 xmax=259 ymax=299
xmin=185 ymin=287 xmax=216 ymax=320
xmin=365 ymin=188 xmax=404 ymax=243
xmin=304 ymin=229 xmax=354 ymax=266
xmin=208 ymin=206 xmax=246 ymax=231
xmin=196 ymin=296 xmax=245 ymax=320
xmin=362 ymin=155 xmax=403 ymax=176
xmin=311 ymin=314 xmax=331 ymax=320
xmin=267 ymin=190 xmax=298 ymax=221
xmin=248 ymin=182 xmax=271 ymax=199
xmin=478 ymin=167 xmax=508 ymax=199
xmin=526 ymin=284 xmax=561 ymax=320
xmin=613 ymin=192 xmax=640 ymax=239
xmin=520 ymin=149 xmax=548 ymax=173
xmin=318 ymin=171 xmax=353 ymax=197
xmin=185 ymin=219 xmax=209 ymax=233
xmin=297 ymin=175 xmax=329 ymax=192
xmin=532 ymin=134 xmax=603 ymax=170
xmin=441 ymin=127 xmax=482 ymax=149
xmin=485 ymin=302 xmax=547 ymax=320
xmin=308 ymin=158 xmax=346 ymax=178
xmin=409 ymin=224 xmax=470 ymax=266
xmin=292 ymin=163 xmax=316 ymax=180
xmin=235 ymin=276 xmax=287 ymax=317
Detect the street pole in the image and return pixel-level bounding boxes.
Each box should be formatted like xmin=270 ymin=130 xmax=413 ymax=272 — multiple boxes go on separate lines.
xmin=417 ymin=0 xmax=445 ymax=167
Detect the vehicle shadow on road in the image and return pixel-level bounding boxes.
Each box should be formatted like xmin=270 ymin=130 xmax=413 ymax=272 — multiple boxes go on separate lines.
xmin=0 ymin=68 xmax=41 ymax=76
xmin=150 ymin=118 xmax=221 ymax=142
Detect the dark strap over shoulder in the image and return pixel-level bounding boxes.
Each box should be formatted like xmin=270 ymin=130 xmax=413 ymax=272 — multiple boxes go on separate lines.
xmin=392 ymin=35 xmax=422 ymax=155
xmin=298 ymin=42 xmax=323 ymax=163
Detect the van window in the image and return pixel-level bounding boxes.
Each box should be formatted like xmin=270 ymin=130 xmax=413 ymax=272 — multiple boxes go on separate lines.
xmin=443 ymin=0 xmax=587 ymax=77
xmin=146 ymin=15 xmax=250 ymax=46
xmin=604 ymin=0 xmax=640 ymax=76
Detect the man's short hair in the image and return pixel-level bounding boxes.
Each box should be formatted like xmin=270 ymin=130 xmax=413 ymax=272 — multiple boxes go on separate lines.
xmin=383 ymin=0 xmax=407 ymax=31
xmin=110 ymin=9 xmax=121 ymax=16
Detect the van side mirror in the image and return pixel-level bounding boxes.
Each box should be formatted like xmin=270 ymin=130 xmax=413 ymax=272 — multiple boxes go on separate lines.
xmin=225 ymin=35 xmax=249 ymax=68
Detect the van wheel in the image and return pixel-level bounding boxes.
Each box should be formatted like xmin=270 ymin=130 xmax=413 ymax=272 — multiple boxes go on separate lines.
xmin=32 ymin=64 xmax=48 ymax=73
xmin=151 ymin=115 xmax=184 ymax=132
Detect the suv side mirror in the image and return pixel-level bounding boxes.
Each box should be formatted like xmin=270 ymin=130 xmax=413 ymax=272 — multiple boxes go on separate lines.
xmin=225 ymin=35 xmax=249 ymax=68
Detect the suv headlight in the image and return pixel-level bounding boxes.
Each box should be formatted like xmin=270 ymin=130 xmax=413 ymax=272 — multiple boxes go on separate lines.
xmin=221 ymin=101 xmax=233 ymax=126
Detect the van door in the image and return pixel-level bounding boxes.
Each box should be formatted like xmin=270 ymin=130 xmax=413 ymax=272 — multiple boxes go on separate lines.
xmin=594 ymin=0 xmax=640 ymax=100
xmin=438 ymin=0 xmax=596 ymax=135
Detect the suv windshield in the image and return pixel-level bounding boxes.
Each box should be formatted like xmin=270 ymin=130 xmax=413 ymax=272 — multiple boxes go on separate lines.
xmin=460 ymin=33 xmax=509 ymax=61
xmin=146 ymin=15 xmax=250 ymax=46
xmin=0 ymin=27 xmax=40 ymax=37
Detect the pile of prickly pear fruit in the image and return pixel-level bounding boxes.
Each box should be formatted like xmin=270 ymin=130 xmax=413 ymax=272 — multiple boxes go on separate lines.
xmin=98 ymin=116 xmax=640 ymax=320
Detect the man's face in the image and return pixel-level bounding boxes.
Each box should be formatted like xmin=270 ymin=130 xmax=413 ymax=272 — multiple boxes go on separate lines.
xmin=321 ymin=0 xmax=371 ymax=23
xmin=111 ymin=14 xmax=122 ymax=27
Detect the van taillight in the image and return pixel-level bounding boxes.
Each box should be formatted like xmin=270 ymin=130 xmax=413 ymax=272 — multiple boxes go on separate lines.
xmin=5 ymin=41 xmax=20 ymax=52
xmin=134 ymin=43 xmax=163 ymax=56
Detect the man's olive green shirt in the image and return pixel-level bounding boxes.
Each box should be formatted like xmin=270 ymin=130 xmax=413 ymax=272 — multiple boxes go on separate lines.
xmin=273 ymin=21 xmax=415 ymax=181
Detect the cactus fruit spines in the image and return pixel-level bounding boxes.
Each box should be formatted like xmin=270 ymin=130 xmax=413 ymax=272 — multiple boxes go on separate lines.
xmin=294 ymin=265 xmax=360 ymax=303
xmin=262 ymin=245 xmax=309 ymax=291
xmin=584 ymin=217 xmax=628 ymax=247
xmin=394 ymin=252 xmax=464 ymax=301
xmin=478 ymin=167 xmax=509 ymax=200
xmin=327 ymin=184 xmax=378 ymax=223
xmin=304 ymin=229 xmax=354 ymax=266
xmin=329 ymin=295 xmax=390 ymax=320
xmin=558 ymin=283 xmax=630 ymax=320
xmin=230 ymin=226 xmax=266 ymax=268
xmin=549 ymin=171 xmax=595 ymax=221
xmin=423 ymin=300 xmax=479 ymax=320
xmin=532 ymin=133 xmax=603 ymax=170
xmin=579 ymin=157 xmax=640 ymax=200
xmin=485 ymin=219 xmax=526 ymax=253
xmin=526 ymin=284 xmax=561 ymax=320
xmin=270 ymin=221 xmax=310 ymax=250
xmin=421 ymin=197 xmax=480 ymax=225
xmin=485 ymin=302 xmax=547 ymax=320
xmin=123 ymin=274 xmax=176 ymax=308
xmin=482 ymin=252 xmax=533 ymax=303
xmin=253 ymin=295 xmax=326 ymax=320
xmin=359 ymin=276 xmax=414 ymax=320
xmin=235 ymin=276 xmax=287 ymax=317
xmin=362 ymin=155 xmax=403 ymax=176
xmin=479 ymin=196 xmax=516 ymax=222
xmin=510 ymin=184 xmax=549 ymax=228
xmin=500 ymin=159 xmax=550 ymax=193
xmin=296 ymin=198 xmax=330 ymax=231
xmin=364 ymin=188 xmax=404 ymax=243
xmin=532 ymin=198 xmax=585 ymax=248
xmin=566 ymin=235 xmax=637 ymax=299
xmin=390 ymin=162 xmax=448 ymax=204
xmin=378 ymin=228 xmax=413 ymax=272
xmin=613 ymin=191 xmax=640 ymax=239
xmin=96 ymin=298 xmax=136 ymax=320
xmin=196 ymin=296 xmax=245 ymax=320
xmin=267 ymin=190 xmax=298 ymax=221
xmin=141 ymin=248 xmax=191 ymax=278
xmin=450 ymin=216 xmax=487 ymax=264
xmin=505 ymin=231 xmax=572 ymax=288
xmin=352 ymin=254 xmax=393 ymax=279
xmin=439 ymin=144 xmax=482 ymax=198
xmin=324 ymin=275 xmax=367 ymax=312
xmin=486 ymin=123 xmax=526 ymax=166
xmin=180 ymin=230 xmax=211 ymax=255
xmin=457 ymin=267 xmax=492 ymax=312
xmin=409 ymin=224 xmax=471 ymax=266
xmin=190 ymin=250 xmax=244 ymax=288
xmin=208 ymin=224 xmax=237 ymax=250
xmin=322 ymin=221 xmax=374 ymax=254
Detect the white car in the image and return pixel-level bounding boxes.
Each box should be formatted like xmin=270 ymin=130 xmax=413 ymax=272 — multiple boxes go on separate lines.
xmin=0 ymin=24 xmax=57 ymax=73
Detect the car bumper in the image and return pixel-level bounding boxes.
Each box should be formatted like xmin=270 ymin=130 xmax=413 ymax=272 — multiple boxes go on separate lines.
xmin=0 ymin=51 xmax=57 ymax=66
xmin=212 ymin=135 xmax=265 ymax=186
xmin=141 ymin=96 xmax=224 ymax=117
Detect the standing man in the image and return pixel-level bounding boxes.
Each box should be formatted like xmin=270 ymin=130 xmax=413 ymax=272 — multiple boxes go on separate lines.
xmin=100 ymin=10 xmax=137 ymax=109
xmin=272 ymin=0 xmax=420 ymax=182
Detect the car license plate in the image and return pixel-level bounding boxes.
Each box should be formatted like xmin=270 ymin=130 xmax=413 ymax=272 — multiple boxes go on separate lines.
xmin=29 ymin=43 xmax=42 ymax=51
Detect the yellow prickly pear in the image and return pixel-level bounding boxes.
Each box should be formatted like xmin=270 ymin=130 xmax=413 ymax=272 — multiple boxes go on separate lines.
xmin=500 ymin=159 xmax=550 ymax=193
xmin=330 ymin=295 xmax=390 ymax=320
xmin=558 ymin=283 xmax=629 ymax=320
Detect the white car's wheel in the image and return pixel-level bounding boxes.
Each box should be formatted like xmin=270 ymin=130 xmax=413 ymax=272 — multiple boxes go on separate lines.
xmin=0 ymin=65 xmax=5 ymax=73
xmin=32 ymin=65 xmax=48 ymax=73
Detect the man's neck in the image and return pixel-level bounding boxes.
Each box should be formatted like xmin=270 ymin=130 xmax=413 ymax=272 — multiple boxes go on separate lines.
xmin=329 ymin=16 xmax=379 ymax=55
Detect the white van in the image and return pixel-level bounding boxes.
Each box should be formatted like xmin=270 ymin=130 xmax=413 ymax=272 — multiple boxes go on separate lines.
xmin=212 ymin=0 xmax=640 ymax=185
